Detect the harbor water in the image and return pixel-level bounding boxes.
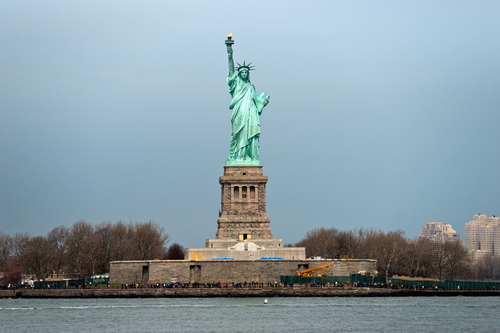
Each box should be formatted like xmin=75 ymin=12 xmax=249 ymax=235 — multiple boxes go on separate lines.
xmin=1 ymin=296 xmax=497 ymax=332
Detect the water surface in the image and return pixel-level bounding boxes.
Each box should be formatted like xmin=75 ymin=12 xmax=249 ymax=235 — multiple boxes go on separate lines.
xmin=0 ymin=296 xmax=496 ymax=332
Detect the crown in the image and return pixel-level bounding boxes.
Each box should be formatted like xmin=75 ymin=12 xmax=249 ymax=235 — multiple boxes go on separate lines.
xmin=237 ymin=61 xmax=255 ymax=71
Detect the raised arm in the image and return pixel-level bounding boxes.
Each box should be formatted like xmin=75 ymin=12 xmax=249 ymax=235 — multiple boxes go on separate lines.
xmin=227 ymin=45 xmax=234 ymax=76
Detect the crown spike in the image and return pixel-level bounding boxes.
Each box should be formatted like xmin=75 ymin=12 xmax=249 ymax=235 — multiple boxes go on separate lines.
xmin=237 ymin=60 xmax=256 ymax=71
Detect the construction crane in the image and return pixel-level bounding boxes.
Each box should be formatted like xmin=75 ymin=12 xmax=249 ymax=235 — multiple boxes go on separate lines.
xmin=296 ymin=264 xmax=332 ymax=277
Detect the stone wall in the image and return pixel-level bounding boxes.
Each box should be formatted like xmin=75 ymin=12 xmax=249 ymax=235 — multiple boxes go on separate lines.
xmin=3 ymin=288 xmax=500 ymax=298
xmin=110 ymin=261 xmax=151 ymax=284
xmin=110 ymin=259 xmax=377 ymax=284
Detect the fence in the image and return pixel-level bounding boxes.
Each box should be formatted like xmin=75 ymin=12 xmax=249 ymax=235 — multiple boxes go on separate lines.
xmin=390 ymin=278 xmax=500 ymax=290
xmin=32 ymin=277 xmax=109 ymax=288
xmin=281 ymin=275 xmax=500 ymax=289
xmin=280 ymin=275 xmax=386 ymax=285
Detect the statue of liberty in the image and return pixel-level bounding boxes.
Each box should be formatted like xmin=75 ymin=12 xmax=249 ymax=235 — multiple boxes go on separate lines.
xmin=225 ymin=35 xmax=270 ymax=166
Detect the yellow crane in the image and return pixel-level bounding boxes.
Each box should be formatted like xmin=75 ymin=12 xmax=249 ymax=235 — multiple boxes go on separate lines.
xmin=296 ymin=264 xmax=332 ymax=277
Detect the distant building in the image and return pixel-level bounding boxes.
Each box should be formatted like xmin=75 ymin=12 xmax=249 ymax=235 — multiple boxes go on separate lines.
xmin=420 ymin=222 xmax=461 ymax=244
xmin=468 ymin=249 xmax=491 ymax=262
xmin=465 ymin=214 xmax=500 ymax=256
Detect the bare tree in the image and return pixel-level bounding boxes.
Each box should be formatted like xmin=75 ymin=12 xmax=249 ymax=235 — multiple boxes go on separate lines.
xmin=67 ymin=220 xmax=95 ymax=278
xmin=383 ymin=230 xmax=407 ymax=277
xmin=0 ymin=232 xmax=13 ymax=270
xmin=402 ymin=238 xmax=434 ymax=278
xmin=296 ymin=228 xmax=407 ymax=276
xmin=363 ymin=230 xmax=406 ymax=277
xmin=131 ymin=221 xmax=169 ymax=260
xmin=109 ymin=221 xmax=133 ymax=261
xmin=473 ymin=257 xmax=487 ymax=280
xmin=19 ymin=236 xmax=56 ymax=281
xmin=432 ymin=243 xmax=447 ymax=281
xmin=358 ymin=228 xmax=377 ymax=259
xmin=2 ymin=219 xmax=175 ymax=279
xmin=490 ymin=256 xmax=500 ymax=280
xmin=336 ymin=229 xmax=363 ymax=258
xmin=476 ymin=254 xmax=500 ymax=280
xmin=85 ymin=230 xmax=105 ymax=276
xmin=443 ymin=241 xmax=470 ymax=281
xmin=95 ymin=221 xmax=114 ymax=273
xmin=47 ymin=226 xmax=69 ymax=278
xmin=295 ymin=227 xmax=339 ymax=258
xmin=430 ymin=241 xmax=470 ymax=281
xmin=11 ymin=232 xmax=31 ymax=266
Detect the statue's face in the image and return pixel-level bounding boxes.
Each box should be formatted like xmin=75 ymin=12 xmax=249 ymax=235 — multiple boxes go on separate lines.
xmin=239 ymin=69 xmax=249 ymax=80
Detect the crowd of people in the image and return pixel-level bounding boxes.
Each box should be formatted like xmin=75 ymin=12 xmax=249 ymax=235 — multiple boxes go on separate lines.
xmin=115 ymin=280 xmax=390 ymax=289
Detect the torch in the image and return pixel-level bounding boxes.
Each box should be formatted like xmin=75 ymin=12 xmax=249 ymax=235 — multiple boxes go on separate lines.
xmin=225 ymin=33 xmax=234 ymax=47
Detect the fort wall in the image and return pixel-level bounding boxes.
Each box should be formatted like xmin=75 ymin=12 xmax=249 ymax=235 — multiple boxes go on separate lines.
xmin=109 ymin=259 xmax=376 ymax=284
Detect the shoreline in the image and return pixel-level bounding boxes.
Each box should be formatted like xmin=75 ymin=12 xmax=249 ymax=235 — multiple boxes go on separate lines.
xmin=2 ymin=288 xmax=500 ymax=298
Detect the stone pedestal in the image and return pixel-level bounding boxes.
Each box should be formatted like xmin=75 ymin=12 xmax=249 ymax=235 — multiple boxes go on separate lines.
xmin=216 ymin=166 xmax=272 ymax=240
xmin=184 ymin=165 xmax=305 ymax=261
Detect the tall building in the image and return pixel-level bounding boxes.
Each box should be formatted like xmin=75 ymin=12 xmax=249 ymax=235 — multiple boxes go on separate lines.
xmin=420 ymin=222 xmax=461 ymax=244
xmin=465 ymin=214 xmax=500 ymax=255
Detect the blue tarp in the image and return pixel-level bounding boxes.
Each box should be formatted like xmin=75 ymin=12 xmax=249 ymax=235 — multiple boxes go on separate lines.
xmin=260 ymin=257 xmax=284 ymax=260
xmin=211 ymin=258 xmax=235 ymax=260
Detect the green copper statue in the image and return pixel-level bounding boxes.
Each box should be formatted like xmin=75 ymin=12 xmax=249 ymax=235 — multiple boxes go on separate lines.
xmin=225 ymin=35 xmax=270 ymax=166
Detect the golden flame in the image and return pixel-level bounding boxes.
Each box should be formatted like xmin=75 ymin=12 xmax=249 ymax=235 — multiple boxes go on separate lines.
xmin=227 ymin=33 xmax=233 ymax=40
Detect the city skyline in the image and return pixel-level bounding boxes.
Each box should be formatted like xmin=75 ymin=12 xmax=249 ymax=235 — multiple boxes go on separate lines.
xmin=420 ymin=221 xmax=461 ymax=244
xmin=465 ymin=214 xmax=500 ymax=261
xmin=1 ymin=1 xmax=499 ymax=248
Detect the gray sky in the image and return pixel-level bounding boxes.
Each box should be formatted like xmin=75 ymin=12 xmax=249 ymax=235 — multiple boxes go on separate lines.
xmin=1 ymin=1 xmax=499 ymax=248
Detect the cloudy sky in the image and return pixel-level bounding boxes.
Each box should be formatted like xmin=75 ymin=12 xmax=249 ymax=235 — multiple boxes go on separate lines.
xmin=1 ymin=1 xmax=499 ymax=247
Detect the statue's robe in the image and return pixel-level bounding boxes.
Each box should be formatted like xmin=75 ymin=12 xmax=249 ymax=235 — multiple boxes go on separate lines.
xmin=227 ymin=71 xmax=268 ymax=163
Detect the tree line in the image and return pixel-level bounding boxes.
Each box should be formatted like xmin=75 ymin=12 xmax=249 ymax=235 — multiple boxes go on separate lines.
xmin=4 ymin=223 xmax=499 ymax=284
xmin=292 ymin=227 xmax=497 ymax=281
xmin=0 ymin=220 xmax=183 ymax=282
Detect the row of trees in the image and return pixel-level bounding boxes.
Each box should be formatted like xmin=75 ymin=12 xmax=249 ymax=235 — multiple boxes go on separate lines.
xmin=0 ymin=220 xmax=183 ymax=281
xmin=293 ymin=227 xmax=475 ymax=281
xmin=4 ymin=223 xmax=499 ymax=283
xmin=471 ymin=254 xmax=500 ymax=281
